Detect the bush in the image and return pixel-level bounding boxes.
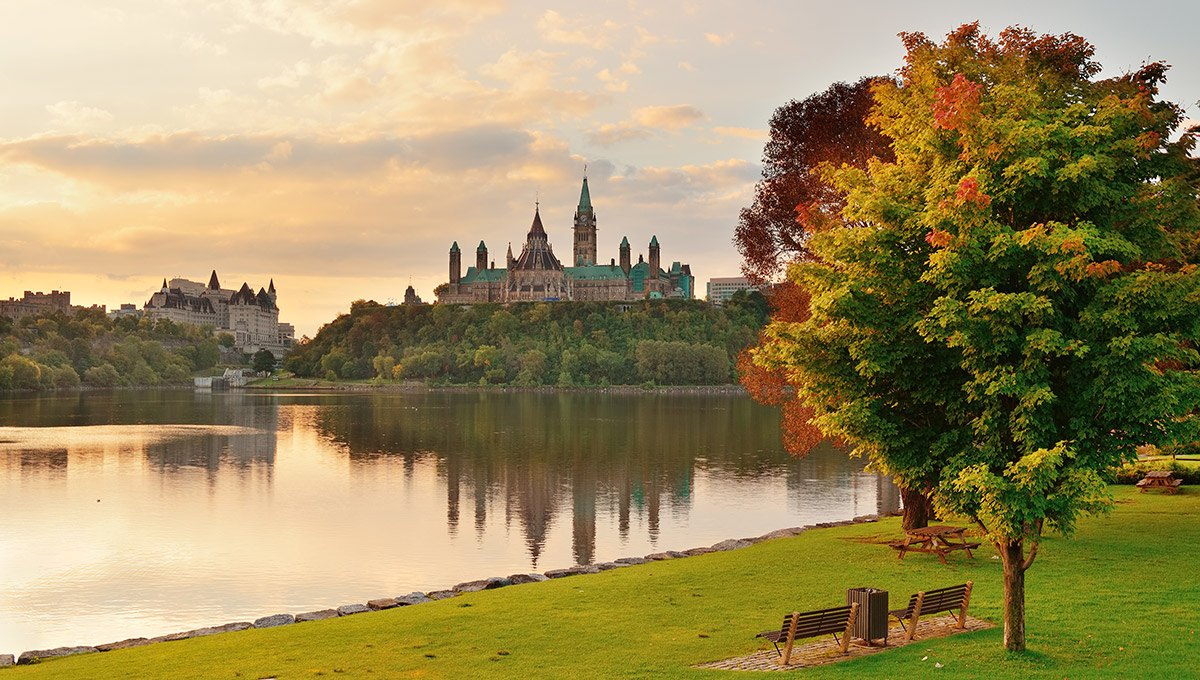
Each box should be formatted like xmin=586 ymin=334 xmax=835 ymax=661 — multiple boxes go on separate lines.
xmin=83 ymin=363 xmax=122 ymax=387
xmin=1111 ymin=461 xmax=1200 ymax=485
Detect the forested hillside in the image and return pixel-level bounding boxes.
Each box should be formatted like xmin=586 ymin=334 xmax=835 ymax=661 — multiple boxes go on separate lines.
xmin=285 ymin=294 xmax=768 ymax=386
xmin=0 ymin=309 xmax=236 ymax=390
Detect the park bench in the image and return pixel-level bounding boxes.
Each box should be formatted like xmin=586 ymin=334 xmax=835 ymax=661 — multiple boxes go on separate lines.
xmin=888 ymin=581 xmax=973 ymax=642
xmin=756 ymin=602 xmax=858 ymax=666
xmin=1136 ymin=470 xmax=1183 ymax=494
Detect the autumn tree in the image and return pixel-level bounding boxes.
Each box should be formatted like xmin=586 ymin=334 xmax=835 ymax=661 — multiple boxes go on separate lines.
xmin=753 ymin=23 xmax=1200 ymax=652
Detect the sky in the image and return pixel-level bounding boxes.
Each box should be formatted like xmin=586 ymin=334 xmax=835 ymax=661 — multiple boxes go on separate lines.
xmin=2 ymin=1 xmax=1198 ymax=337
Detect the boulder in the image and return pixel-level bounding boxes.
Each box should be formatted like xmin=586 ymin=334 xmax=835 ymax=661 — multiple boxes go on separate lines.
xmin=594 ymin=562 xmax=621 ymax=571
xmin=425 ymin=590 xmax=460 ymax=600
xmin=337 ymin=604 xmax=371 ymax=616
xmin=95 ymin=638 xmax=151 ymax=652
xmin=396 ymin=592 xmax=434 ymax=605
xmin=253 ymin=614 xmax=295 ymax=628
xmin=543 ymin=569 xmax=573 ymax=579
xmin=0 ymin=654 xmax=13 ymax=667
xmin=567 ymin=565 xmax=601 ymax=575
xmin=615 ymin=557 xmax=651 ymax=565
xmin=710 ymin=539 xmax=753 ymax=552
xmin=644 ymin=552 xmax=676 ymax=561
xmin=367 ymin=598 xmax=399 ymax=610
xmin=296 ymin=609 xmax=340 ymax=622
xmin=756 ymin=527 xmax=805 ymax=541
xmin=181 ymin=622 xmax=252 ymax=638
xmin=506 ymin=573 xmax=547 ymax=585
xmin=683 ymin=546 xmax=714 ymax=556
xmin=17 ymin=647 xmax=98 ymax=665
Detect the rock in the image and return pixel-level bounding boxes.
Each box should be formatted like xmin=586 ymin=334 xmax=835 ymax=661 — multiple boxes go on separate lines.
xmin=367 ymin=598 xmax=399 ymax=610
xmin=594 ymin=562 xmax=621 ymax=570
xmin=853 ymin=514 xmax=880 ymax=523
xmin=684 ymin=546 xmax=714 ymax=556
xmin=95 ymin=638 xmax=151 ymax=652
xmin=253 ymin=614 xmax=295 ymax=628
xmin=0 ymin=654 xmax=13 ymax=667
xmin=337 ymin=604 xmax=371 ymax=616
xmin=506 ymin=573 xmax=547 ymax=585
xmin=180 ymin=622 xmax=252 ymax=639
xmin=296 ymin=609 xmax=340 ymax=622
xmin=644 ymin=552 xmax=676 ymax=561
xmin=710 ymin=539 xmax=753 ymax=552
xmin=567 ymin=565 xmax=601 ymax=575
xmin=756 ymin=527 xmax=805 ymax=541
xmin=452 ymin=577 xmax=509 ymax=592
xmin=148 ymin=631 xmax=192 ymax=644
xmin=543 ymin=569 xmax=573 ymax=579
xmin=17 ymin=647 xmax=98 ymax=664
xmin=615 ymin=557 xmax=651 ymax=565
xmin=396 ymin=592 xmax=434 ymax=605
xmin=425 ymin=590 xmax=460 ymax=600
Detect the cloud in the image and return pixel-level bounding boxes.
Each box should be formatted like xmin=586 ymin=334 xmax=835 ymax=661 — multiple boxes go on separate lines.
xmin=586 ymin=123 xmax=654 ymax=146
xmin=705 ymin=32 xmax=732 ymax=47
xmin=711 ymin=126 xmax=766 ymax=141
xmin=632 ymin=105 xmax=706 ymax=129
xmin=677 ymin=61 xmax=695 ymax=71
xmin=45 ymin=101 xmax=114 ymax=130
xmin=537 ymin=10 xmax=620 ymax=49
xmin=182 ymin=34 xmax=229 ymax=56
xmin=596 ymin=68 xmax=628 ymax=93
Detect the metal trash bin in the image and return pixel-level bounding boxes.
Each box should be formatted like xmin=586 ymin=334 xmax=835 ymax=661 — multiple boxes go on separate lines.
xmin=846 ymin=587 xmax=889 ymax=646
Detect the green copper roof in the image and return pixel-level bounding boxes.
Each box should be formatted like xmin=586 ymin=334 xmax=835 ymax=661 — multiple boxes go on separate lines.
xmin=566 ymin=264 xmax=628 ymax=281
xmin=450 ymin=241 xmax=460 ymax=252
xmin=578 ymin=177 xmax=592 ymax=211
xmin=477 ymin=240 xmax=487 ymax=251
xmin=620 ymin=236 xmax=629 ymax=248
xmin=649 ymin=235 xmax=659 ymax=247
xmin=460 ymin=267 xmax=507 ymax=284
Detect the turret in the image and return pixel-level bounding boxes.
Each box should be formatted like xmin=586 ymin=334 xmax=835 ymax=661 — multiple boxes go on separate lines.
xmin=573 ymin=175 xmax=597 ymax=266
xmin=619 ymin=236 xmax=631 ymax=274
xmin=477 ymin=240 xmax=488 ymax=271
xmin=207 ymin=270 xmax=221 ymax=291
xmin=648 ymin=235 xmax=660 ymax=276
xmin=267 ymin=278 xmax=277 ymax=304
xmin=506 ymin=243 xmax=514 ymax=270
xmin=450 ymin=241 xmax=461 ymax=284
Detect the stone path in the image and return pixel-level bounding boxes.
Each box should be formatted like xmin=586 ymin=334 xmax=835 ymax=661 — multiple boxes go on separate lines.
xmin=694 ymin=615 xmax=993 ymax=672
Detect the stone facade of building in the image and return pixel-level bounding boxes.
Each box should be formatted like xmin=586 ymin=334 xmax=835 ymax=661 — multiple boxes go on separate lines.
xmin=0 ymin=290 xmax=106 ymax=321
xmin=142 ymin=271 xmax=295 ymax=358
xmin=437 ymin=178 xmax=694 ymax=304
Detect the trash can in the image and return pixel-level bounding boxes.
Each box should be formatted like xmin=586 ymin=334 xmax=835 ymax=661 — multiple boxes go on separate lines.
xmin=846 ymin=587 xmax=889 ymax=646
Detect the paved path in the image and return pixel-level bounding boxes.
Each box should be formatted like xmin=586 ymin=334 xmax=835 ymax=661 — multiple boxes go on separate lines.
xmin=695 ymin=615 xmax=993 ymax=672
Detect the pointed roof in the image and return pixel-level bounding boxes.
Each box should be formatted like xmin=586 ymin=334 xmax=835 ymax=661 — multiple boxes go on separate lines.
xmin=161 ymin=278 xmax=168 ymax=291
xmin=208 ymin=270 xmax=220 ymax=290
xmin=649 ymin=235 xmax=659 ymax=248
xmin=450 ymin=241 xmax=460 ymax=253
xmin=268 ymin=278 xmax=275 ymax=294
xmin=477 ymin=240 xmax=487 ymax=252
xmin=528 ymin=208 xmax=547 ymax=238
xmin=620 ymin=236 xmax=630 ymax=248
xmin=578 ymin=176 xmax=592 ymax=211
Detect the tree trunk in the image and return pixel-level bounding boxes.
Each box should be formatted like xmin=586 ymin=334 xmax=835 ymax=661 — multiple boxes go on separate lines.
xmin=999 ymin=539 xmax=1027 ymax=651
xmin=900 ymin=485 xmax=934 ymax=530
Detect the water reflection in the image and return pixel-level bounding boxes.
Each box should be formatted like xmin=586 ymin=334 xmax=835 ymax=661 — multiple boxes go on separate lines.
xmin=0 ymin=389 xmax=897 ymax=657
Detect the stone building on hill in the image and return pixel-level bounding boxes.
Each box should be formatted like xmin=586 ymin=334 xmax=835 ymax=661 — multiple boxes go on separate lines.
xmin=0 ymin=290 xmax=106 ymax=321
xmin=437 ymin=177 xmax=694 ymax=303
xmin=142 ymin=271 xmax=295 ymax=358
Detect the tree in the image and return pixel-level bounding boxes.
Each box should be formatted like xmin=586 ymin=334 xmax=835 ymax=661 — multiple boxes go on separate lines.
xmin=734 ymin=76 xmax=894 ymax=285
xmin=734 ymin=78 xmax=939 ymax=528
xmin=252 ymin=349 xmax=277 ymax=374
xmin=753 ymin=23 xmax=1200 ymax=652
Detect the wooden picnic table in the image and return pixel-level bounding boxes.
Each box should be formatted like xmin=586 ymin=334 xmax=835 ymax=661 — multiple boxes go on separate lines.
xmin=890 ymin=525 xmax=980 ymax=565
xmin=1136 ymin=470 xmax=1183 ymax=494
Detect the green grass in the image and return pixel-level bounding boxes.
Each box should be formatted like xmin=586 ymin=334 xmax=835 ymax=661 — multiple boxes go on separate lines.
xmin=10 ymin=486 xmax=1198 ymax=679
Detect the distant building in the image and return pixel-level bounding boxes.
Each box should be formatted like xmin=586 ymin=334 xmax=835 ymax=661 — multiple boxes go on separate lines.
xmin=706 ymin=277 xmax=760 ymax=306
xmin=403 ymin=285 xmax=424 ymax=305
xmin=142 ymin=271 xmax=295 ymax=358
xmin=0 ymin=290 xmax=105 ymax=321
xmin=107 ymin=303 xmax=142 ymax=320
xmin=437 ymin=176 xmax=694 ymax=303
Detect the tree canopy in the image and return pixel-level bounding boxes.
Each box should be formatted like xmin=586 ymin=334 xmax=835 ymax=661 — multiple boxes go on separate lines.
xmin=752 ymin=23 xmax=1200 ymax=651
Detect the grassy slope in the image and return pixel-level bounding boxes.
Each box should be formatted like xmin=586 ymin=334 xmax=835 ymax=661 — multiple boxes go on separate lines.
xmin=10 ymin=486 xmax=1197 ymax=679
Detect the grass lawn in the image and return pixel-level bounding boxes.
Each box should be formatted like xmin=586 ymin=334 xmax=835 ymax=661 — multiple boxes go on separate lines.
xmin=9 ymin=486 xmax=1197 ymax=679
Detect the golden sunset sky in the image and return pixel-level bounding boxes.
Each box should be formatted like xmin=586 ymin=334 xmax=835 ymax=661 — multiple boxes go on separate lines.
xmin=2 ymin=1 xmax=1197 ymax=336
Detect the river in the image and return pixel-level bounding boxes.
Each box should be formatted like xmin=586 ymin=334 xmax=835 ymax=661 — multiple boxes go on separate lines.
xmin=0 ymin=389 xmax=897 ymax=657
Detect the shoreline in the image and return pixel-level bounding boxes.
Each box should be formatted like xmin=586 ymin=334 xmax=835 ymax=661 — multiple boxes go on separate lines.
xmin=2 ymin=512 xmax=892 ymax=666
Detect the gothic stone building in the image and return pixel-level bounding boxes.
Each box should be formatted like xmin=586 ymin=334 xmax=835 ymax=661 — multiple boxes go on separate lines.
xmin=437 ymin=178 xmax=694 ymax=304
xmin=142 ymin=271 xmax=295 ymax=358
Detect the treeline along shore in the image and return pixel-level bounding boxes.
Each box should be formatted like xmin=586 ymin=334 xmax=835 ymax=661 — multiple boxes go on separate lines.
xmin=284 ymin=294 xmax=769 ymax=388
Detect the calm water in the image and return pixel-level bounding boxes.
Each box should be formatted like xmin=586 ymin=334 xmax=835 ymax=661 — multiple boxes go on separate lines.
xmin=0 ymin=389 xmax=897 ymax=656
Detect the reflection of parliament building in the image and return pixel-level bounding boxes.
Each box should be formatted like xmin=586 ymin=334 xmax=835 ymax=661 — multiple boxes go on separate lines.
xmin=437 ymin=177 xmax=695 ymax=303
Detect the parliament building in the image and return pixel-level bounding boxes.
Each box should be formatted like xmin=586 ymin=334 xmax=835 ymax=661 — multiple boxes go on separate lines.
xmin=437 ymin=177 xmax=694 ymax=304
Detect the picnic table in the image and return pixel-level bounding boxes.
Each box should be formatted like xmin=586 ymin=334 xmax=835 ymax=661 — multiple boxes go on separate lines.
xmin=1136 ymin=470 xmax=1183 ymax=494
xmin=890 ymin=525 xmax=980 ymax=565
